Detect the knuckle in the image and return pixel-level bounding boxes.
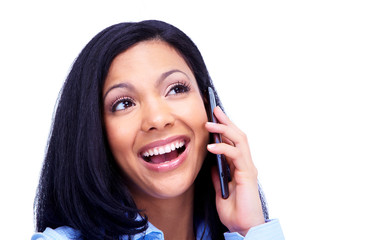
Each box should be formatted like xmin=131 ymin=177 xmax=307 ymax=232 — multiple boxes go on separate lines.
xmin=238 ymin=131 xmax=248 ymax=143
xmin=252 ymin=166 xmax=258 ymax=177
xmin=233 ymin=149 xmax=242 ymax=159
xmin=242 ymin=133 xmax=248 ymax=142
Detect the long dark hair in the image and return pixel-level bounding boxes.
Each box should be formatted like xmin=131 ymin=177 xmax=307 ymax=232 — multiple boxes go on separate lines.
xmin=34 ymin=20 xmax=267 ymax=239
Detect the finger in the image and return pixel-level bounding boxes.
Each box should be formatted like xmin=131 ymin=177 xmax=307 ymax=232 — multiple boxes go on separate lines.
xmin=213 ymin=106 xmax=232 ymax=126
xmin=205 ymin=121 xmax=248 ymax=148
xmin=221 ymin=135 xmax=235 ymax=147
xmin=205 ymin=122 xmax=235 ymax=146
xmin=215 ymin=108 xmax=247 ymax=144
xmin=207 ymin=143 xmax=249 ymax=171
xmin=213 ymin=107 xmax=241 ymax=133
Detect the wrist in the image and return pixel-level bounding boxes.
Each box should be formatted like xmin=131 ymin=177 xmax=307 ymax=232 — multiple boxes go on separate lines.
xmin=233 ymin=217 xmax=265 ymax=236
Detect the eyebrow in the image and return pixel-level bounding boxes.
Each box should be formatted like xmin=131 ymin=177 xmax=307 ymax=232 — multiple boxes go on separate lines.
xmin=156 ymin=69 xmax=191 ymax=87
xmin=103 ymin=83 xmax=135 ymax=100
xmin=103 ymin=69 xmax=191 ymax=100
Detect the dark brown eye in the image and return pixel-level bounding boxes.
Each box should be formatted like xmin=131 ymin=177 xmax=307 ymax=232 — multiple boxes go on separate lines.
xmin=111 ymin=98 xmax=135 ymax=112
xmin=167 ymin=83 xmax=190 ymax=96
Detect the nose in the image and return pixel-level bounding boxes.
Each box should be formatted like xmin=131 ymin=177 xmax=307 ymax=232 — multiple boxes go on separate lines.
xmin=141 ymin=98 xmax=175 ymax=132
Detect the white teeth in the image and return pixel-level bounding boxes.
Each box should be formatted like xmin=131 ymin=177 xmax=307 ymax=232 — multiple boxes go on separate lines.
xmin=170 ymin=143 xmax=176 ymax=151
xmin=142 ymin=140 xmax=185 ymax=158
xmin=164 ymin=145 xmax=171 ymax=153
xmin=158 ymin=147 xmax=165 ymax=155
xmin=153 ymin=148 xmax=159 ymax=156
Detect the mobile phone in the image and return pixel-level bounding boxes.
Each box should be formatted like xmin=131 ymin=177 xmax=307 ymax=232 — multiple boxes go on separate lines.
xmin=206 ymin=87 xmax=231 ymax=199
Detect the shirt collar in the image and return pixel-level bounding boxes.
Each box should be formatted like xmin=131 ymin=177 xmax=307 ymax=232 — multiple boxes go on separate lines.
xmin=120 ymin=215 xmax=210 ymax=240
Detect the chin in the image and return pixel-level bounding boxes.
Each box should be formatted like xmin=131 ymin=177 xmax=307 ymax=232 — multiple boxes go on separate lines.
xmin=152 ymin=183 xmax=195 ymax=199
xmin=141 ymin=171 xmax=197 ymax=200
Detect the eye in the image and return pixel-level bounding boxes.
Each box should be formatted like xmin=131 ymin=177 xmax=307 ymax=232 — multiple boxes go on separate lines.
xmin=167 ymin=82 xmax=191 ymax=96
xmin=111 ymin=97 xmax=135 ymax=112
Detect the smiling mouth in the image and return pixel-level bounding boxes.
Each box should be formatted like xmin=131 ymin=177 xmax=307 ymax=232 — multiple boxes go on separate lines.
xmin=141 ymin=140 xmax=187 ymax=164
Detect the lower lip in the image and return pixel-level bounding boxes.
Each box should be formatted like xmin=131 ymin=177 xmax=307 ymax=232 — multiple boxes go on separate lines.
xmin=141 ymin=142 xmax=190 ymax=172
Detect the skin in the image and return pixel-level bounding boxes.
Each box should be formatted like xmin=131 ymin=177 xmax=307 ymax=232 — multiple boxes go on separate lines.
xmin=206 ymin=107 xmax=265 ymax=235
xmin=103 ymin=40 xmax=264 ymax=239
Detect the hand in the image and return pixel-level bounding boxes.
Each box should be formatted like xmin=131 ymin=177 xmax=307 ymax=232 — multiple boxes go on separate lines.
xmin=205 ymin=106 xmax=265 ymax=236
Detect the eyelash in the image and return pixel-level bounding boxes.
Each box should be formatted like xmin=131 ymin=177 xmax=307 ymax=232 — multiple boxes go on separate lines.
xmin=108 ymin=82 xmax=191 ymax=113
xmin=110 ymin=96 xmax=136 ymax=113
xmin=166 ymin=81 xmax=191 ymax=96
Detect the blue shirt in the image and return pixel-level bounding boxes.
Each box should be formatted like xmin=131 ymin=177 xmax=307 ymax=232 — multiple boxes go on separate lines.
xmin=32 ymin=219 xmax=284 ymax=240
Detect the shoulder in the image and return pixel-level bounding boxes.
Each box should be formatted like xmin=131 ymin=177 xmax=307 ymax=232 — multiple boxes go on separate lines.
xmin=31 ymin=226 xmax=81 ymax=240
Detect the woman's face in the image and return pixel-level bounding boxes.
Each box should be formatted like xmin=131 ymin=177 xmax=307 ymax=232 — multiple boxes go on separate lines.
xmin=103 ymin=40 xmax=209 ymax=199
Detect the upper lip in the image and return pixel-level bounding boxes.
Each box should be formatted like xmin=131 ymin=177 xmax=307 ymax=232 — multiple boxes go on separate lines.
xmin=138 ymin=135 xmax=190 ymax=158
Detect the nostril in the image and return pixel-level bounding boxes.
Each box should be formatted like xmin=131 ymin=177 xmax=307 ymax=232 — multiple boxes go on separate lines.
xmin=140 ymin=103 xmax=175 ymax=132
xmin=148 ymin=122 xmax=172 ymax=131
xmin=164 ymin=122 xmax=173 ymax=127
xmin=148 ymin=126 xmax=158 ymax=131
xmin=143 ymin=117 xmax=174 ymax=132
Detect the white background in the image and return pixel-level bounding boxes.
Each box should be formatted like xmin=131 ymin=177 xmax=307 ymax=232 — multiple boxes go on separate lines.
xmin=1 ymin=1 xmax=365 ymax=239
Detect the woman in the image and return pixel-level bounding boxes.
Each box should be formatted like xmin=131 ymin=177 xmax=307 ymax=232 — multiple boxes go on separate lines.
xmin=32 ymin=20 xmax=284 ymax=240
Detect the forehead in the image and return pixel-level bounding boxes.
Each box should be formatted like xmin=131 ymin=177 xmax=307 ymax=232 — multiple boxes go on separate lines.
xmin=111 ymin=41 xmax=189 ymax=75
xmin=103 ymin=40 xmax=196 ymax=92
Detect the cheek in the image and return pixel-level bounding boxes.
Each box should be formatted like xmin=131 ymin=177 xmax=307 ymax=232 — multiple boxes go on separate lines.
xmin=104 ymin=118 xmax=137 ymax=168
xmin=175 ymin=96 xmax=209 ymax=145
xmin=177 ymin=95 xmax=208 ymax=124
xmin=191 ymin=98 xmax=208 ymax=133
xmin=192 ymin=99 xmax=210 ymax=157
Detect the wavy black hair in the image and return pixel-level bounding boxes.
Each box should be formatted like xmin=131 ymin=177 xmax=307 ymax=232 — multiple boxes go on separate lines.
xmin=34 ymin=20 xmax=268 ymax=240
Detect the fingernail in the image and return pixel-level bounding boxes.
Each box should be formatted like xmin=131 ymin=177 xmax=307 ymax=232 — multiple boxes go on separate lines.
xmin=207 ymin=144 xmax=215 ymax=149
xmin=206 ymin=122 xmax=216 ymax=126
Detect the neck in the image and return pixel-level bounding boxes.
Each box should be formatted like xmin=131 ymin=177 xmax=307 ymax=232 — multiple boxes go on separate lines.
xmin=132 ymin=186 xmax=195 ymax=240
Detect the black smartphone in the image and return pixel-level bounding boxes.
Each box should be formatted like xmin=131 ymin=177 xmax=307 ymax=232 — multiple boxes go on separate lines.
xmin=206 ymin=87 xmax=231 ymax=199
